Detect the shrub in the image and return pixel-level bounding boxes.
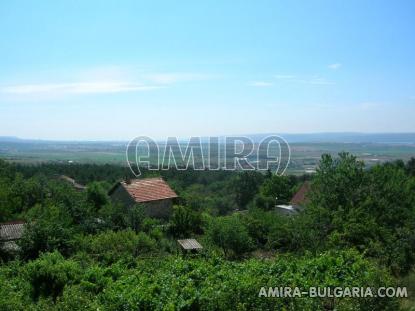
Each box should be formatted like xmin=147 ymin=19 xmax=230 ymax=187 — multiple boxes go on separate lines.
xmin=169 ymin=205 xmax=203 ymax=238
xmin=25 ymin=251 xmax=80 ymax=300
xmin=19 ymin=205 xmax=74 ymax=260
xmin=207 ymin=215 xmax=253 ymax=257
xmin=86 ymin=182 xmax=109 ymax=210
xmin=76 ymin=230 xmax=156 ymax=264
xmin=98 ymin=250 xmax=398 ymax=310
xmin=0 ymin=262 xmax=32 ymax=310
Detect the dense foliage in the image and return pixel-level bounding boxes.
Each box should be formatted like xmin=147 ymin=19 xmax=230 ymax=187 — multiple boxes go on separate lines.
xmin=1 ymin=155 xmax=415 ymax=310
xmin=0 ymin=250 xmax=398 ymax=310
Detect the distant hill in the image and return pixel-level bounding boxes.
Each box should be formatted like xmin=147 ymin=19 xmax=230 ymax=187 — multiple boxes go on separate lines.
xmin=1 ymin=133 xmax=415 ymax=145
xmin=244 ymin=133 xmax=415 ymax=144
xmin=0 ymin=136 xmax=22 ymax=142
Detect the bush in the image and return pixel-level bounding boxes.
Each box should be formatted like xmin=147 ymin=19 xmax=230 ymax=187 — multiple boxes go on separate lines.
xmin=19 ymin=205 xmax=75 ymax=260
xmin=0 ymin=262 xmax=32 ymax=310
xmin=25 ymin=251 xmax=80 ymax=300
xmin=253 ymin=193 xmax=275 ymax=210
xmin=136 ymin=232 xmax=157 ymax=254
xmin=169 ymin=205 xmax=203 ymax=238
xmin=259 ymin=175 xmax=293 ymax=204
xmin=207 ymin=215 xmax=253 ymax=257
xmin=0 ymin=245 xmax=400 ymax=310
xmin=86 ymin=182 xmax=109 ymax=210
xmin=97 ymin=202 xmax=127 ymax=231
xmin=75 ymin=230 xmax=156 ymax=264
xmin=98 ymin=250 xmax=398 ymax=310
xmin=241 ymin=208 xmax=290 ymax=249
xmin=307 ymin=153 xmax=415 ymax=274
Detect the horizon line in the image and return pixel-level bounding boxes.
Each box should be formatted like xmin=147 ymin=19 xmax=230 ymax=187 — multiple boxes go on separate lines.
xmin=2 ymin=131 xmax=415 ymax=143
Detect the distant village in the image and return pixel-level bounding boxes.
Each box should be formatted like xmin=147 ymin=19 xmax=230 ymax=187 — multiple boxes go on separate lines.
xmin=1 ymin=174 xmax=310 ymax=254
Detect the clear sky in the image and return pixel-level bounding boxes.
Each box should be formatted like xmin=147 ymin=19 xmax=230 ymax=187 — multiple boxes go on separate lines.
xmin=0 ymin=0 xmax=414 ymax=140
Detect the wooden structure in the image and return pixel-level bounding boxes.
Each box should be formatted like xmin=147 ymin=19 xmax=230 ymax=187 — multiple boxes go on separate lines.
xmin=177 ymin=239 xmax=203 ymax=254
xmin=0 ymin=220 xmax=26 ymax=252
xmin=59 ymin=175 xmax=86 ymax=191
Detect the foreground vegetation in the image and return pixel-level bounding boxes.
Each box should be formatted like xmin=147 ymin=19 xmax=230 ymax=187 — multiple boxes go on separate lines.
xmin=1 ymin=154 xmax=415 ymax=310
xmin=0 ymin=250 xmax=398 ymax=310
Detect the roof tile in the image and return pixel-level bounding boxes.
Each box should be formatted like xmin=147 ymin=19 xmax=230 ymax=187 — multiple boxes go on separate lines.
xmin=121 ymin=177 xmax=178 ymax=203
xmin=290 ymin=181 xmax=311 ymax=205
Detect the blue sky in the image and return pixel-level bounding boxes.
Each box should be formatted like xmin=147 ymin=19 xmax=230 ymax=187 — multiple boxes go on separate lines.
xmin=0 ymin=0 xmax=414 ymax=140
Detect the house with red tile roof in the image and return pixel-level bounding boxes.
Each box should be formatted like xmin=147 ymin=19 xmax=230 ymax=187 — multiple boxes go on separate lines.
xmin=108 ymin=177 xmax=178 ymax=219
xmin=276 ymin=181 xmax=311 ymax=215
xmin=290 ymin=181 xmax=311 ymax=206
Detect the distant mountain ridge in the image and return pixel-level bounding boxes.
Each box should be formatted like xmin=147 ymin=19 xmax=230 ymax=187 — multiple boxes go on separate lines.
xmin=245 ymin=133 xmax=415 ymax=144
xmin=1 ymin=133 xmax=415 ymax=145
xmin=0 ymin=136 xmax=21 ymax=142
xmin=195 ymin=133 xmax=415 ymax=144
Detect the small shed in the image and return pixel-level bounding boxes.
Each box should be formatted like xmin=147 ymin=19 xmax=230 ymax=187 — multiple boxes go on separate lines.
xmin=0 ymin=220 xmax=26 ymax=252
xmin=59 ymin=175 xmax=86 ymax=191
xmin=177 ymin=239 xmax=203 ymax=253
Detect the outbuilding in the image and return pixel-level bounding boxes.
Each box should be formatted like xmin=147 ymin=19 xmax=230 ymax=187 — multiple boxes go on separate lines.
xmin=108 ymin=177 xmax=178 ymax=219
xmin=0 ymin=220 xmax=26 ymax=252
xmin=177 ymin=238 xmax=203 ymax=254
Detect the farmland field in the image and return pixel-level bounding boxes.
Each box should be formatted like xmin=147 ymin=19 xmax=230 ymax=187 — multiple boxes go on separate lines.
xmin=1 ymin=136 xmax=414 ymax=174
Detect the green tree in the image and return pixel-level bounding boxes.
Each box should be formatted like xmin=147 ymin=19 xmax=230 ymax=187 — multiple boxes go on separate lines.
xmin=232 ymin=171 xmax=264 ymax=209
xmin=98 ymin=202 xmax=128 ymax=231
xmin=26 ymin=251 xmax=80 ymax=300
xmin=406 ymin=157 xmax=415 ymax=176
xmin=260 ymin=174 xmax=293 ymax=204
xmin=305 ymin=153 xmax=415 ymax=274
xmin=19 ymin=205 xmax=74 ymax=260
xmin=253 ymin=193 xmax=276 ymax=210
xmin=75 ymin=230 xmax=156 ymax=264
xmin=126 ymin=204 xmax=146 ymax=233
xmin=86 ymin=182 xmax=109 ymax=210
xmin=207 ymin=215 xmax=253 ymax=257
xmin=169 ymin=205 xmax=202 ymax=237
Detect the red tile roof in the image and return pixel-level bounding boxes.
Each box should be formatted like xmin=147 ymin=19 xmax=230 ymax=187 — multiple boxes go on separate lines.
xmin=290 ymin=181 xmax=311 ymax=205
xmin=121 ymin=177 xmax=178 ymax=203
